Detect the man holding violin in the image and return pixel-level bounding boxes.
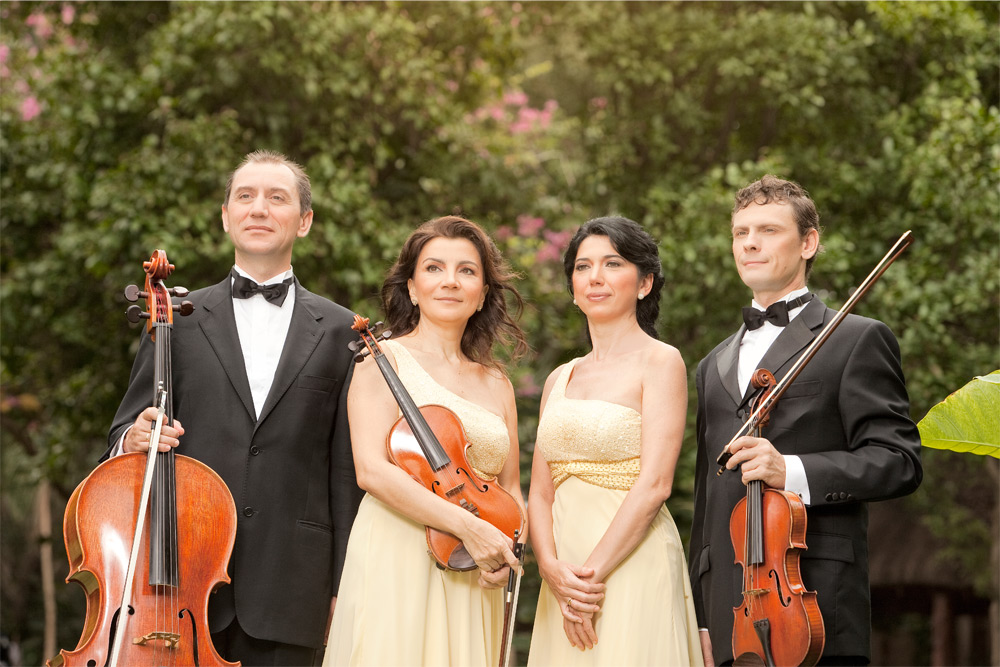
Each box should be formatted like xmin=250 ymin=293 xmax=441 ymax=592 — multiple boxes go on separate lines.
xmin=688 ymin=175 xmax=922 ymax=666
xmin=105 ymin=150 xmax=363 ymax=666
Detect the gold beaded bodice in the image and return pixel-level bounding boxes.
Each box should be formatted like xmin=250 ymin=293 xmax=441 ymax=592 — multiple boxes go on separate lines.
xmin=384 ymin=339 xmax=509 ymax=478
xmin=536 ymin=358 xmax=642 ymax=490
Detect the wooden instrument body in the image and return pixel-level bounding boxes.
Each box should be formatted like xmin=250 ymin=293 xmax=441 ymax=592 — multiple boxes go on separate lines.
xmin=51 ymin=453 xmax=238 ymax=667
xmin=730 ymin=485 xmax=824 ymax=667
xmin=386 ymin=403 xmax=522 ymax=571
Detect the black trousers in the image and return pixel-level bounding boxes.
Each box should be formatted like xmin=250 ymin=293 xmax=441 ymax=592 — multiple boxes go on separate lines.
xmin=211 ymin=618 xmax=320 ymax=667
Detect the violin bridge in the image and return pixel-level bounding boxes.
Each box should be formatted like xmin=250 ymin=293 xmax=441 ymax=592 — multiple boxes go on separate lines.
xmin=744 ymin=587 xmax=771 ymax=597
xmin=132 ymin=631 xmax=181 ymax=649
xmin=444 ymin=483 xmax=466 ymax=497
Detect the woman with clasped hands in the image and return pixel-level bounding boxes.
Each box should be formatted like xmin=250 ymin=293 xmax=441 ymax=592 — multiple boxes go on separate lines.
xmin=527 ymin=217 xmax=702 ymax=665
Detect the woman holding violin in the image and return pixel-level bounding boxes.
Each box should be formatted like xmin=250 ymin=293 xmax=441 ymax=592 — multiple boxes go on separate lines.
xmin=325 ymin=216 xmax=528 ymax=666
xmin=527 ymin=217 xmax=702 ymax=665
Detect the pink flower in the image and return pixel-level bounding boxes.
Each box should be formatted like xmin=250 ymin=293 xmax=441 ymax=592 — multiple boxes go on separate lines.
xmin=590 ymin=97 xmax=608 ymax=110
xmin=535 ymin=244 xmax=561 ymax=263
xmin=543 ymin=229 xmax=572 ymax=250
xmin=494 ymin=225 xmax=513 ymax=241
xmin=515 ymin=374 xmax=540 ymax=398
xmin=26 ymin=12 xmax=53 ymax=39
xmin=21 ymin=96 xmax=41 ymax=121
xmin=0 ymin=45 xmax=9 ymax=65
xmin=61 ymin=5 xmax=75 ymax=24
xmin=445 ymin=80 xmax=458 ymax=92
xmin=516 ymin=215 xmax=545 ymax=237
xmin=503 ymin=90 xmax=528 ymax=107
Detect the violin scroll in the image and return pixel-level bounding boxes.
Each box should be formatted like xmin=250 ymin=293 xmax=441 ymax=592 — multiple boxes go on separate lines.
xmin=348 ymin=316 xmax=392 ymax=363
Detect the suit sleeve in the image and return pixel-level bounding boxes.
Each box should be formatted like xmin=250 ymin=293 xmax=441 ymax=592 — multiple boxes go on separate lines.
xmin=329 ymin=355 xmax=364 ymax=595
xmin=688 ymin=358 xmax=709 ymax=627
xmin=104 ymin=328 xmax=156 ymax=462
xmin=798 ymin=320 xmax=922 ymax=505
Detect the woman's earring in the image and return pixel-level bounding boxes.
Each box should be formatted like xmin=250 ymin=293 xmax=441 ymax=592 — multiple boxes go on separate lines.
xmin=411 ymin=297 xmax=418 ymax=306
xmin=572 ymin=298 xmax=577 ymax=306
xmin=638 ymin=293 xmax=645 ymax=301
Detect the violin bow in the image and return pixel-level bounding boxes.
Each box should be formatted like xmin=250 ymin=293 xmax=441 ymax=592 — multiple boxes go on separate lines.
xmin=498 ymin=540 xmax=525 ymax=667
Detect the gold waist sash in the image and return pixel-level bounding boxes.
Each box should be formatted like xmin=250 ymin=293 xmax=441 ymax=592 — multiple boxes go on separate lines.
xmin=549 ymin=457 xmax=640 ymax=491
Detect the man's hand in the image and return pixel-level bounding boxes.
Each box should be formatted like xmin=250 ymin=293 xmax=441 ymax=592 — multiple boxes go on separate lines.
xmin=123 ymin=407 xmax=184 ymax=453
xmin=725 ymin=435 xmax=786 ymax=488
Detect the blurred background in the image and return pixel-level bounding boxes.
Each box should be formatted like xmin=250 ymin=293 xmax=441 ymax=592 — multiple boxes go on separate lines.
xmin=1 ymin=2 xmax=997 ymax=665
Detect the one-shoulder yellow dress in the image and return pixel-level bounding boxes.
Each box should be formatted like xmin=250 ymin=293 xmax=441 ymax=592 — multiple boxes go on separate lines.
xmin=325 ymin=340 xmax=511 ymax=666
xmin=527 ymin=358 xmax=702 ymax=666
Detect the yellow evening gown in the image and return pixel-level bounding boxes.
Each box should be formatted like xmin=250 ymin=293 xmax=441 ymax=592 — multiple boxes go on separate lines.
xmin=527 ymin=358 xmax=703 ymax=666
xmin=325 ymin=340 xmax=511 ymax=666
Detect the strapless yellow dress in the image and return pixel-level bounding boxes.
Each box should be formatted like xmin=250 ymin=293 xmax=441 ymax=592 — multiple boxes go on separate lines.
xmin=527 ymin=358 xmax=702 ymax=666
xmin=325 ymin=340 xmax=511 ymax=666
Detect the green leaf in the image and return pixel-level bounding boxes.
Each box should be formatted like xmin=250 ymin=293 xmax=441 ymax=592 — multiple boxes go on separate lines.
xmin=918 ymin=370 xmax=1000 ymax=458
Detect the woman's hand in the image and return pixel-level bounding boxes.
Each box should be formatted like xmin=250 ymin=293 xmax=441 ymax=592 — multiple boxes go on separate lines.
xmin=478 ymin=564 xmax=510 ymax=589
xmin=460 ymin=516 xmax=518 ymax=574
xmin=538 ymin=559 xmax=605 ymax=622
xmin=563 ymin=609 xmax=598 ymax=650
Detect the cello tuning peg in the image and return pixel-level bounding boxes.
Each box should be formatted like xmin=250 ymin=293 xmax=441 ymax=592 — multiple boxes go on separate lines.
xmin=125 ymin=305 xmax=149 ymax=323
xmin=169 ymin=286 xmax=190 ymax=298
xmin=124 ymin=284 xmax=145 ymax=302
xmin=173 ymin=300 xmax=195 ymax=316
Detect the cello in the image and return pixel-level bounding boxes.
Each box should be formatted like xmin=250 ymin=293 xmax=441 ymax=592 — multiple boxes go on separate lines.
xmin=348 ymin=315 xmax=524 ymax=571
xmin=49 ymin=250 xmax=239 ymax=667
xmin=717 ymin=231 xmax=914 ymax=666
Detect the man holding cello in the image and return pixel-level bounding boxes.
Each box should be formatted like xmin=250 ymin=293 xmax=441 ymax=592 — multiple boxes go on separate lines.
xmin=688 ymin=175 xmax=922 ymax=666
xmin=105 ymin=150 xmax=363 ymax=666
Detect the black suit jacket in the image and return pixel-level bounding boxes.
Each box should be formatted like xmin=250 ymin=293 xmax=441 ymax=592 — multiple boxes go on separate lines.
xmin=107 ymin=276 xmax=364 ymax=649
xmin=688 ymin=297 xmax=921 ymax=664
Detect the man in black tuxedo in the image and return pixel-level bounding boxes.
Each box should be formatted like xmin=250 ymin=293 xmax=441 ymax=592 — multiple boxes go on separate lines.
xmin=688 ymin=175 xmax=922 ymax=666
xmin=107 ymin=150 xmax=363 ymax=666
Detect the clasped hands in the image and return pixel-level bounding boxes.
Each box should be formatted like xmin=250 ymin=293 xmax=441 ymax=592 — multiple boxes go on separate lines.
xmin=542 ymin=559 xmax=606 ymax=650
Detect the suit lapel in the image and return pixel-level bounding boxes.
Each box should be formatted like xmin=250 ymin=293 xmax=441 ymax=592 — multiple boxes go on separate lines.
xmin=745 ymin=297 xmax=827 ymax=402
xmin=716 ymin=327 xmax=746 ymax=406
xmin=255 ymin=281 xmax=325 ymax=430
xmin=198 ymin=277 xmax=256 ymax=420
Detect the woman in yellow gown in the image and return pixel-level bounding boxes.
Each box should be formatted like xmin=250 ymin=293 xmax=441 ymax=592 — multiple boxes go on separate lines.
xmin=325 ymin=216 xmax=528 ymax=666
xmin=527 ymin=217 xmax=703 ymax=666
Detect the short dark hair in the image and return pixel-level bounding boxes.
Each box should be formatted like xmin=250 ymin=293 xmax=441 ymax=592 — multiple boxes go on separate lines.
xmin=224 ymin=150 xmax=312 ymax=213
xmin=562 ymin=216 xmax=664 ymax=339
xmin=732 ymin=174 xmax=823 ymax=277
xmin=381 ymin=216 xmax=528 ymax=370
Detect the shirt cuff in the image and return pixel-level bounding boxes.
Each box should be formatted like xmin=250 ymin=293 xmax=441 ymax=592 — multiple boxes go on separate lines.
xmin=783 ymin=454 xmax=810 ymax=505
xmin=110 ymin=427 xmax=130 ymax=457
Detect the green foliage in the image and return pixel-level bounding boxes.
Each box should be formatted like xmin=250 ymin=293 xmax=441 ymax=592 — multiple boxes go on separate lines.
xmin=918 ymin=371 xmax=1000 ymax=457
xmin=2 ymin=2 xmax=997 ymax=664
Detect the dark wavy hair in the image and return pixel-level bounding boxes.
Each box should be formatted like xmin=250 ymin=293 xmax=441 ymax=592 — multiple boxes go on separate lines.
xmin=732 ymin=174 xmax=824 ymax=278
xmin=563 ymin=216 xmax=664 ymax=340
xmin=381 ymin=216 xmax=528 ymax=370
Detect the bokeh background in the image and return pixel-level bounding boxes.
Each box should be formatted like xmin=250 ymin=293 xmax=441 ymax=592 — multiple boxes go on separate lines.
xmin=2 ymin=2 xmax=997 ymax=665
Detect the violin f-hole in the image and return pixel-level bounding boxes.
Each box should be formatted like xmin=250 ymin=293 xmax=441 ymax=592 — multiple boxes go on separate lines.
xmin=769 ymin=569 xmax=791 ymax=606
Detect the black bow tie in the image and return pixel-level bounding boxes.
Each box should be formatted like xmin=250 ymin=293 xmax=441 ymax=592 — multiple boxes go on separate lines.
xmin=742 ymin=293 xmax=813 ymax=330
xmin=231 ymin=271 xmax=294 ymax=306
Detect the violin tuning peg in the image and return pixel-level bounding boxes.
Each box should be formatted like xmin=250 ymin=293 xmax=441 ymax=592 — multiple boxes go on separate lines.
xmin=379 ymin=330 xmax=392 ymax=341
xmin=352 ymin=350 xmax=369 ymax=364
xmin=173 ymin=300 xmax=194 ymax=316
xmin=347 ymin=341 xmax=360 ymax=352
xmin=125 ymin=305 xmax=149 ymax=323
xmin=170 ymin=286 xmax=190 ymax=298
xmin=124 ymin=284 xmax=142 ymax=302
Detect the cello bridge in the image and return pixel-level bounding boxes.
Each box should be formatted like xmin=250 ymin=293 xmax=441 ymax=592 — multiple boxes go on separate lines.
xmin=133 ymin=631 xmax=181 ymax=649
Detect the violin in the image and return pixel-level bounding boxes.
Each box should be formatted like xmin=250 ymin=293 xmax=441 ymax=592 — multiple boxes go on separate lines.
xmin=349 ymin=315 xmax=523 ymax=571
xmin=49 ymin=250 xmax=238 ymax=667
xmin=718 ymin=231 xmax=913 ymax=666
xmin=729 ymin=369 xmax=823 ymax=667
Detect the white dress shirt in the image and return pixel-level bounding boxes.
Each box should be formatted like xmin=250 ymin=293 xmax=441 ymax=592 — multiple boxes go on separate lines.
xmin=737 ymin=286 xmax=812 ymax=504
xmin=231 ymin=265 xmax=296 ymax=419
